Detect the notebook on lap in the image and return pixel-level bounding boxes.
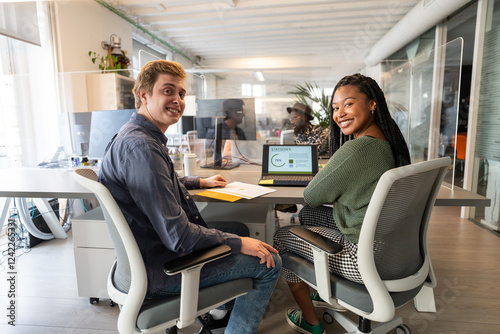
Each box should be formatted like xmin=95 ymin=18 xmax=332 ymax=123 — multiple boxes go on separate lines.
xmin=258 ymin=144 xmax=318 ymax=186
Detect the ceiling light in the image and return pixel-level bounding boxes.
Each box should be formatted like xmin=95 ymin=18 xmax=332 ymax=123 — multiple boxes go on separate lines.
xmin=254 ymin=71 xmax=265 ymax=82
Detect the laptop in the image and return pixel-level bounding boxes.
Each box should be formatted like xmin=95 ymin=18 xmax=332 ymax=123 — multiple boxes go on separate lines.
xmin=258 ymin=144 xmax=319 ymax=186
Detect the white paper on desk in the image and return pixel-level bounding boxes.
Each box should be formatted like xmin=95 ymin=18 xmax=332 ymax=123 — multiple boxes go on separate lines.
xmin=209 ymin=181 xmax=276 ymax=199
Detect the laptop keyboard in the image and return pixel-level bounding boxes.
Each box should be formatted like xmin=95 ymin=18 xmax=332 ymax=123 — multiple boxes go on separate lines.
xmin=262 ymin=175 xmax=313 ymax=182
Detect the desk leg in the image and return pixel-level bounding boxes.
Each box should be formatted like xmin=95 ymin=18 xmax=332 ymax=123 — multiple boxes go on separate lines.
xmin=265 ymin=204 xmax=277 ymax=245
xmin=31 ymin=198 xmax=67 ymax=239
xmin=413 ymin=285 xmax=436 ymax=312
xmin=0 ymin=197 xmax=12 ymax=233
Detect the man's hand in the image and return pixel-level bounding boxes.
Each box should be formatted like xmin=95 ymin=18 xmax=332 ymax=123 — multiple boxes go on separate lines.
xmin=240 ymin=237 xmax=279 ymax=268
xmin=200 ymin=174 xmax=227 ymax=188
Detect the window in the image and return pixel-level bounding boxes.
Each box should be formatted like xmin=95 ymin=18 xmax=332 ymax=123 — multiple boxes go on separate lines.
xmin=0 ymin=2 xmax=58 ymax=167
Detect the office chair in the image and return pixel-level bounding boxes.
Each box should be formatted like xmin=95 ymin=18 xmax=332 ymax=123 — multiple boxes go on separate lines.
xmin=280 ymin=129 xmax=295 ymax=144
xmin=281 ymin=157 xmax=451 ymax=334
xmin=73 ymin=168 xmax=252 ymax=334
xmin=452 ymin=132 xmax=467 ymax=175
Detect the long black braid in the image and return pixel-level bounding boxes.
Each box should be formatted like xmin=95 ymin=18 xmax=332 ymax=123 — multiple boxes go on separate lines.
xmin=328 ymin=73 xmax=411 ymax=167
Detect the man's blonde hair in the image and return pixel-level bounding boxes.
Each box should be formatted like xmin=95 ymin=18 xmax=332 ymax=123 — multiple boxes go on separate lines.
xmin=133 ymin=60 xmax=187 ymax=109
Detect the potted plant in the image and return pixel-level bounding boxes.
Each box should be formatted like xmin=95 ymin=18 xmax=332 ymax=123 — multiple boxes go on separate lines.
xmin=287 ymin=81 xmax=331 ymax=129
xmin=88 ymin=50 xmax=130 ymax=77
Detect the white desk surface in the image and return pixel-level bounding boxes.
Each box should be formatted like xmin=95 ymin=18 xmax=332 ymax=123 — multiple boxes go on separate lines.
xmin=190 ymin=164 xmax=491 ymax=207
xmin=0 ymin=167 xmax=96 ymax=199
xmin=0 ymin=165 xmax=491 ymax=207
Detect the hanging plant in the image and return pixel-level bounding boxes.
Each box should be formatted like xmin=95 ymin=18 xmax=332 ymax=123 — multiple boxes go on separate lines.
xmin=88 ymin=50 xmax=130 ymax=77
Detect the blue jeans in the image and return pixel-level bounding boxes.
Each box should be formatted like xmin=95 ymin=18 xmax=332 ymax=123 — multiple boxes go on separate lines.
xmin=155 ymin=252 xmax=282 ymax=334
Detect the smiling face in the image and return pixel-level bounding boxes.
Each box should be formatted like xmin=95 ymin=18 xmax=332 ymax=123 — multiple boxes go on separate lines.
xmin=331 ymin=85 xmax=376 ymax=138
xmin=137 ymin=73 xmax=186 ymax=132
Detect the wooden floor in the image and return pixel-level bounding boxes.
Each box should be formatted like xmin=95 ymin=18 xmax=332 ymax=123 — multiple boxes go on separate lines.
xmin=0 ymin=206 xmax=499 ymax=333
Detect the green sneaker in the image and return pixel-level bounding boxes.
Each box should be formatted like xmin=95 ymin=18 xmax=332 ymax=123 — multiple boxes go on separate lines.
xmin=285 ymin=309 xmax=325 ymax=334
xmin=311 ymin=292 xmax=347 ymax=312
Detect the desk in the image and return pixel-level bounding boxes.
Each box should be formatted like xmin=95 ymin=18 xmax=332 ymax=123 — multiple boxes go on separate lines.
xmin=0 ymin=166 xmax=490 ymax=307
xmin=189 ymin=164 xmax=491 ymax=207
xmin=0 ymin=166 xmax=491 ymax=240
xmin=187 ymin=164 xmax=491 ymax=245
xmin=0 ymin=167 xmax=96 ymax=240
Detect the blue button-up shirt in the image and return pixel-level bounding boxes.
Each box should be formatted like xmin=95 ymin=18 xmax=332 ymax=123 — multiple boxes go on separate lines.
xmin=99 ymin=113 xmax=241 ymax=294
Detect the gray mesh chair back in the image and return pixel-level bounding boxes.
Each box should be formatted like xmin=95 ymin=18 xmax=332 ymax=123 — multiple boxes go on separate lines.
xmin=372 ymin=167 xmax=441 ymax=280
xmin=73 ymin=169 xmax=133 ymax=293
xmin=73 ymin=168 xmax=252 ymax=334
xmin=281 ymin=157 xmax=451 ymax=332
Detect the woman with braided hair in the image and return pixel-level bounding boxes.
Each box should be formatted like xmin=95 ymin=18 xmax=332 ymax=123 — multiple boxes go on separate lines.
xmin=273 ymin=73 xmax=410 ymax=334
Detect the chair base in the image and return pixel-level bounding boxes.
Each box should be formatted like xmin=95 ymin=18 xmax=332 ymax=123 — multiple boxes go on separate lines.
xmin=166 ymin=316 xmax=226 ymax=334
xmin=324 ymin=309 xmax=407 ymax=334
xmin=195 ymin=327 xmax=224 ymax=334
xmin=195 ymin=315 xmax=224 ymax=334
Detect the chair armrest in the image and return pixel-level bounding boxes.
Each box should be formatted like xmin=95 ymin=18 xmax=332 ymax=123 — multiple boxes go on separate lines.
xmin=290 ymin=226 xmax=342 ymax=255
xmin=163 ymin=244 xmax=232 ymax=275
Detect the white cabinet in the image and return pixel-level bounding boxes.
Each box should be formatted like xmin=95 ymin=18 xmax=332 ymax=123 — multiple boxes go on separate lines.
xmin=86 ymin=73 xmax=135 ymax=111
xmin=72 ymin=207 xmax=115 ymax=303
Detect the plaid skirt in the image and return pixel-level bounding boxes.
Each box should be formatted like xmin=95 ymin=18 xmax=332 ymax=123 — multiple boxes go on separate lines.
xmin=273 ymin=205 xmax=363 ymax=283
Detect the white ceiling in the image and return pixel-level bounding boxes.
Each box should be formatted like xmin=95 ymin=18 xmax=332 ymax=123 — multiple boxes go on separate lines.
xmin=107 ymin=0 xmax=421 ymax=82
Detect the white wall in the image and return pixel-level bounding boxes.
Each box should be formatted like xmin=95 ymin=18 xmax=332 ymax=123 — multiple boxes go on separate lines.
xmin=54 ymin=0 xmax=133 ymax=114
xmin=55 ymin=0 xmax=133 ymax=73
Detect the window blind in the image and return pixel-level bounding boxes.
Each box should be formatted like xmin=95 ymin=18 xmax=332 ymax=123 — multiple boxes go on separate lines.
xmin=0 ymin=2 xmax=41 ymax=46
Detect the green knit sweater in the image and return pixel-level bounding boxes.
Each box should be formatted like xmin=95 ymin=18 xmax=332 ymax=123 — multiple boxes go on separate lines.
xmin=304 ymin=136 xmax=395 ymax=244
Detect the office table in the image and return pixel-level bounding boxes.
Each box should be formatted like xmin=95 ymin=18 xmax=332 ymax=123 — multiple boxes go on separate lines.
xmin=0 ymin=167 xmax=96 ymax=240
xmin=189 ymin=164 xmax=491 ymax=207
xmin=0 ymin=165 xmax=491 ymax=240
xmin=0 ymin=165 xmax=490 ymax=309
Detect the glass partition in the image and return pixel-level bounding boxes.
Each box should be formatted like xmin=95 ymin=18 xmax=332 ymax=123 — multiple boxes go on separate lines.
xmin=383 ymin=38 xmax=464 ymax=189
xmin=471 ymin=0 xmax=500 ymax=231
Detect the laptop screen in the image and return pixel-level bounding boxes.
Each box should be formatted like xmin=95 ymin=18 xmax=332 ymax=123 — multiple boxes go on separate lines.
xmin=263 ymin=145 xmax=318 ymax=175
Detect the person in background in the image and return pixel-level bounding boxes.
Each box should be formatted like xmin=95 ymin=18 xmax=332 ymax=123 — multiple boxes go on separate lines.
xmin=99 ymin=60 xmax=281 ymax=334
xmin=287 ymin=102 xmax=329 ymax=157
xmin=274 ymin=73 xmax=410 ymax=334
xmin=221 ymin=98 xmax=247 ymax=160
xmin=276 ymin=102 xmax=330 ymax=214
xmin=222 ymin=98 xmax=247 ymax=140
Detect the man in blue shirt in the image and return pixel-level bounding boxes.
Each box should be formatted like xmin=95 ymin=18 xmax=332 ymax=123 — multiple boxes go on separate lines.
xmin=99 ymin=60 xmax=281 ymax=334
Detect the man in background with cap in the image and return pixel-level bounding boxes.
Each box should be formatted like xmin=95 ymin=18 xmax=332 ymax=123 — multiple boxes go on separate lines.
xmin=287 ymin=102 xmax=329 ymax=156
xmin=275 ymin=103 xmax=330 ymax=214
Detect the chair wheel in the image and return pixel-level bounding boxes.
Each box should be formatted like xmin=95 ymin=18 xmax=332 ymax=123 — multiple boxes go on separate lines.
xmin=89 ymin=297 xmax=99 ymax=304
xmin=395 ymin=324 xmax=411 ymax=334
xmin=322 ymin=311 xmax=334 ymax=324
xmin=165 ymin=326 xmax=177 ymax=334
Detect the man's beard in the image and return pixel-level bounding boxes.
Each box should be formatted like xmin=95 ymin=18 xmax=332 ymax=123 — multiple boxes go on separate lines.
xmin=294 ymin=126 xmax=304 ymax=136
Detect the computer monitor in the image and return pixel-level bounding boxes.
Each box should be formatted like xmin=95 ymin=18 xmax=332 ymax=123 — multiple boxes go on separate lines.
xmin=88 ymin=109 xmax=135 ymax=160
xmin=195 ymin=98 xmax=257 ymax=140
xmin=196 ymin=98 xmax=257 ymax=168
xmin=73 ymin=113 xmax=92 ymax=156
xmin=58 ymin=112 xmax=92 ymax=156
xmin=180 ymin=115 xmax=196 ymax=134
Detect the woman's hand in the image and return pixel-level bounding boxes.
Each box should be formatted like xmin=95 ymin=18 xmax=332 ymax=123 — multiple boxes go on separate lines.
xmin=240 ymin=237 xmax=279 ymax=268
xmin=200 ymin=174 xmax=227 ymax=188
